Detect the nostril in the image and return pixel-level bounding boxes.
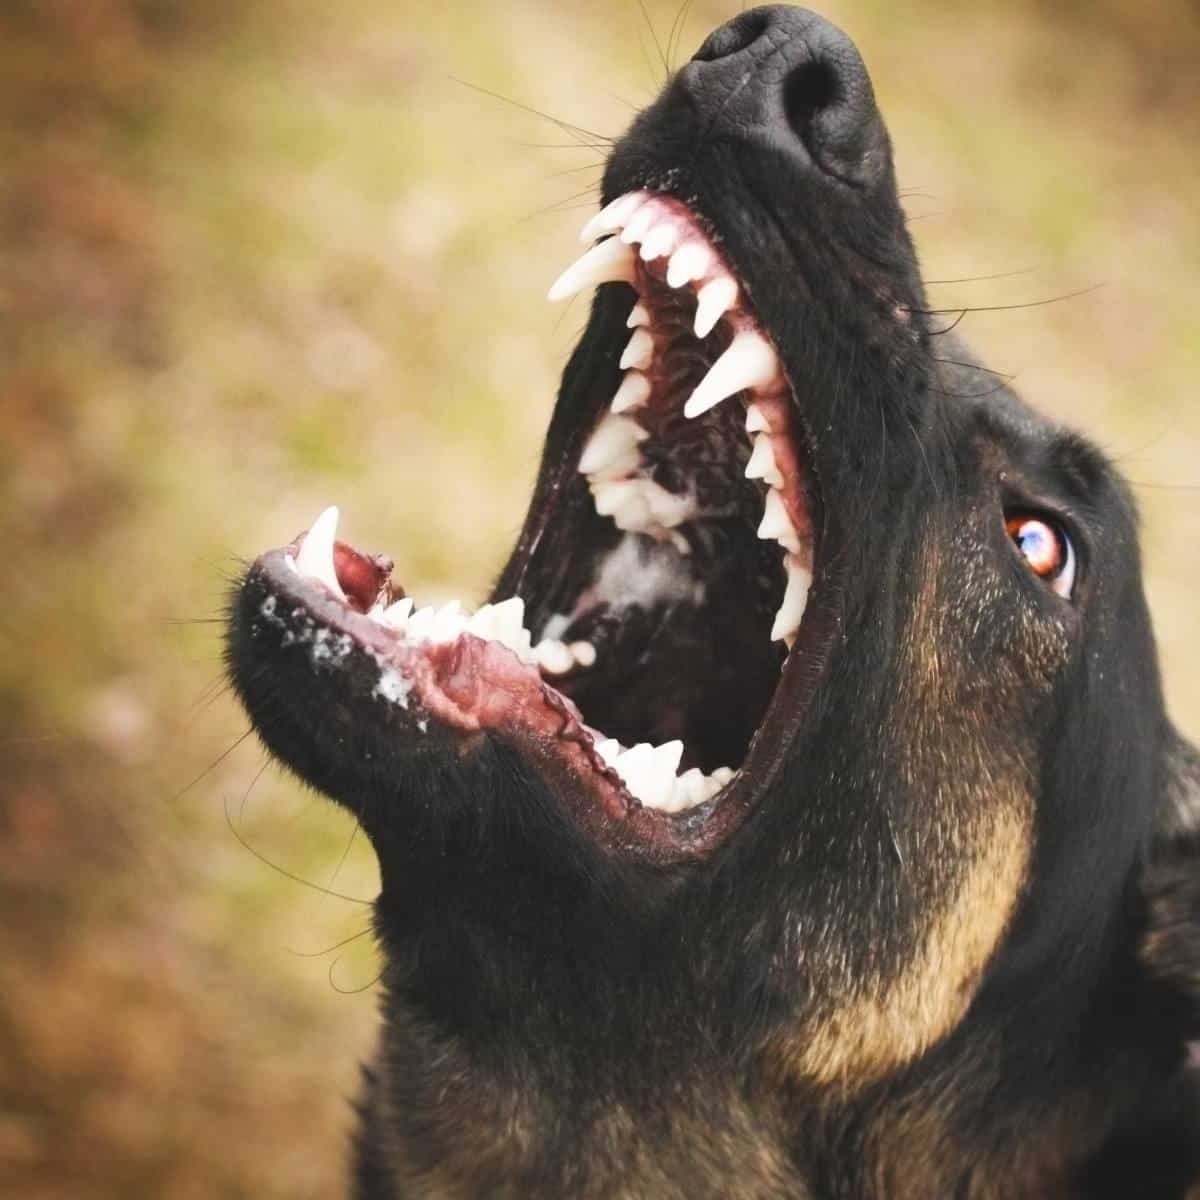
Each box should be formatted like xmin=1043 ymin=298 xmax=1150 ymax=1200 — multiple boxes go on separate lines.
xmin=691 ymin=8 xmax=771 ymax=63
xmin=784 ymin=58 xmax=839 ymax=140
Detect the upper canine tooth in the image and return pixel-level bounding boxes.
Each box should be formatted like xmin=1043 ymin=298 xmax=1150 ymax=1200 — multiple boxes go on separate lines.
xmin=579 ymin=413 xmax=647 ymax=477
xmin=619 ymin=205 xmax=658 ymax=246
xmin=745 ymin=434 xmax=783 ymax=488
xmin=619 ymin=328 xmax=654 ymax=371
xmin=694 ymin=276 xmax=738 ymax=338
xmin=683 ymin=331 xmax=779 ymax=419
xmin=294 ymin=506 xmax=347 ymax=600
xmin=771 ymin=557 xmax=812 ymax=645
xmin=666 ymin=241 xmax=712 ymax=289
xmin=758 ymin=488 xmax=801 ymax=553
xmin=611 ymin=370 xmax=651 ymax=414
xmin=640 ymin=223 xmax=679 ymax=262
xmin=548 ymin=237 xmax=637 ymax=302
xmin=627 ymin=302 xmax=650 ymax=328
xmin=579 ymin=192 xmax=648 ymax=243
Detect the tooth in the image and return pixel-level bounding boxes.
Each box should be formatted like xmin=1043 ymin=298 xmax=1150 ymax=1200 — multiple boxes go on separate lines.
xmin=548 ymin=237 xmax=637 ymax=302
xmin=590 ymin=478 xmax=639 ymax=517
xmin=619 ymin=205 xmax=658 ymax=246
xmin=711 ymin=766 xmax=736 ymax=787
xmin=610 ymin=488 xmax=653 ymax=532
xmin=619 ymin=328 xmax=653 ymax=371
xmin=466 ymin=603 xmax=497 ymax=639
xmin=683 ymin=331 xmax=779 ymax=419
xmin=568 ymin=641 xmax=597 ymax=669
xmin=745 ymin=434 xmax=783 ymax=488
xmin=643 ymin=480 xmax=695 ymax=528
xmin=694 ymin=276 xmax=738 ymax=338
xmin=645 ymin=741 xmax=684 ymax=807
xmin=745 ymin=404 xmax=771 ymax=435
xmin=626 ymin=303 xmax=650 ymax=329
xmin=405 ymin=606 xmax=435 ymax=641
xmin=489 ymin=597 xmax=526 ymax=646
xmin=611 ymin=370 xmax=651 ymax=414
xmin=771 ymin=558 xmax=812 ymax=644
xmin=534 ymin=639 xmax=574 ymax=675
xmin=579 ymin=192 xmax=647 ymax=243
xmin=639 ymin=223 xmax=679 ymax=262
xmin=670 ymin=768 xmax=708 ymax=812
xmin=476 ymin=597 xmax=532 ymax=663
xmin=666 ymin=241 xmax=711 ymax=289
xmin=614 ymin=743 xmax=656 ymax=800
xmin=294 ymin=506 xmax=347 ymax=599
xmin=431 ymin=601 xmax=467 ymax=642
xmin=758 ymin=488 xmax=801 ymax=553
xmin=596 ymin=739 xmax=624 ymax=772
xmin=382 ymin=597 xmax=414 ymax=628
xmin=579 ymin=414 xmax=647 ymax=477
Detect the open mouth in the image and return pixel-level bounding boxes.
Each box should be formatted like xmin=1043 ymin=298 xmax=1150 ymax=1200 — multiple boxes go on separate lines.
xmin=240 ymin=190 xmax=826 ymax=857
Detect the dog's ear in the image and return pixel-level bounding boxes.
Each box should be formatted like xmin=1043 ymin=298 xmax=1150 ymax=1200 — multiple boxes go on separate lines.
xmin=1140 ymin=730 xmax=1200 ymax=1036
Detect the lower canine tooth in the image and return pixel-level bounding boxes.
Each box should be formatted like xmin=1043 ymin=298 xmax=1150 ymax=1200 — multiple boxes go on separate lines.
xmin=757 ymin=488 xmax=801 ymax=554
xmin=611 ymin=370 xmax=651 ymax=414
xmin=771 ymin=558 xmax=812 ymax=644
xmin=683 ymin=331 xmax=779 ymax=419
xmin=294 ymin=505 xmax=347 ymax=600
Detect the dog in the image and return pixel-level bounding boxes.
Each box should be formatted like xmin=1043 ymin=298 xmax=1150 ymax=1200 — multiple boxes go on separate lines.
xmin=227 ymin=6 xmax=1200 ymax=1196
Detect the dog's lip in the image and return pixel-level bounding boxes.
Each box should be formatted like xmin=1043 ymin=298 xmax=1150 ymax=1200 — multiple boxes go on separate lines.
xmin=244 ymin=500 xmax=832 ymax=862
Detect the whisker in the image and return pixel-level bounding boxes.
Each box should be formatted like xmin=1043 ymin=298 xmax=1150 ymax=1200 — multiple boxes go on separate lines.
xmin=170 ymin=727 xmax=254 ymax=803
xmin=223 ymin=793 xmax=371 ymax=905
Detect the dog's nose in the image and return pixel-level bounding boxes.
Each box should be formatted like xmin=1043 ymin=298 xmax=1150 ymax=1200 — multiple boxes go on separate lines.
xmin=679 ymin=5 xmax=888 ymax=187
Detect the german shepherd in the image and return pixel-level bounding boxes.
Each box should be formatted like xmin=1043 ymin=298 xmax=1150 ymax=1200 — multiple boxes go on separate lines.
xmin=227 ymin=7 xmax=1200 ymax=1196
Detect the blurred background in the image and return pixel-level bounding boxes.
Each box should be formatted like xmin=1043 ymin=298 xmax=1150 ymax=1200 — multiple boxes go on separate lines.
xmin=2 ymin=0 xmax=1197 ymax=1194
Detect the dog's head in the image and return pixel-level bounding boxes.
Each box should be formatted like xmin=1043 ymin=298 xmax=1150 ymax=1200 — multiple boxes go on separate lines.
xmin=228 ymin=5 xmax=1200 ymax=1190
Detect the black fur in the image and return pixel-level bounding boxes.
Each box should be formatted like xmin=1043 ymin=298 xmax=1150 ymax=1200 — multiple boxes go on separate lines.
xmin=227 ymin=8 xmax=1200 ymax=1196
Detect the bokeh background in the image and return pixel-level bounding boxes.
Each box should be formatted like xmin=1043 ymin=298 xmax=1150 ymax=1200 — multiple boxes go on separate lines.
xmin=3 ymin=0 xmax=1198 ymax=1194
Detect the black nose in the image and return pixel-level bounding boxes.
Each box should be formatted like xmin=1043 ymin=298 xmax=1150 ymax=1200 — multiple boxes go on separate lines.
xmin=679 ymin=5 xmax=888 ymax=187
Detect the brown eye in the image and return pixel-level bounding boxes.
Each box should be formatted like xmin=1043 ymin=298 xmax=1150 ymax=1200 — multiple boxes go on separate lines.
xmin=1006 ymin=515 xmax=1077 ymax=599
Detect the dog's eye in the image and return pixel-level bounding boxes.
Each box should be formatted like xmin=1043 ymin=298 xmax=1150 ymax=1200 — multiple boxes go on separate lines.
xmin=1006 ymin=515 xmax=1076 ymax=599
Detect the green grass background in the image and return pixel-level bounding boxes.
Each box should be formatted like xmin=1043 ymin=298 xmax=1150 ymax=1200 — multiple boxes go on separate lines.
xmin=2 ymin=1 xmax=1198 ymax=1194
